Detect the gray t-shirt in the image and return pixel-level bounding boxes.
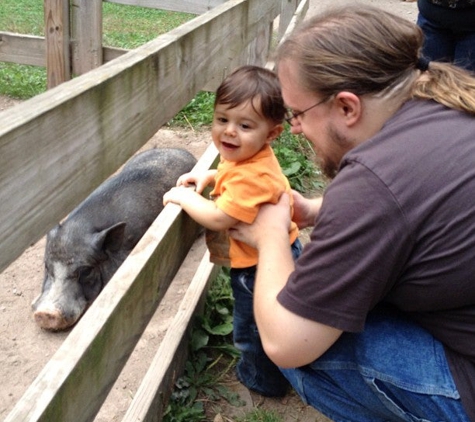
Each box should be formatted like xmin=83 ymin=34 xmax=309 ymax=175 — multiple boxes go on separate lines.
xmin=278 ymin=99 xmax=475 ymax=419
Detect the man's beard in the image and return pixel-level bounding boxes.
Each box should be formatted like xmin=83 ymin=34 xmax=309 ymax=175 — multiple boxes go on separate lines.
xmin=319 ymin=156 xmax=339 ymax=180
xmin=313 ymin=124 xmax=353 ymax=180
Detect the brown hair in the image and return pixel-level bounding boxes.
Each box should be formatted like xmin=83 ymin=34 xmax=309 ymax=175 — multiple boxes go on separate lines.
xmin=215 ymin=65 xmax=286 ymax=123
xmin=276 ymin=5 xmax=475 ymax=115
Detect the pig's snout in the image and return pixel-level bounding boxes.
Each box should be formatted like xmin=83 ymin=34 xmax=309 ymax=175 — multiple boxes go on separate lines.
xmin=32 ymin=291 xmax=85 ymax=331
xmin=33 ymin=306 xmax=78 ymax=331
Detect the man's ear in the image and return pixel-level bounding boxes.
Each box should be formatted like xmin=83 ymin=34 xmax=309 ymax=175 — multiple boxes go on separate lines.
xmin=333 ymin=92 xmax=361 ymax=127
xmin=266 ymin=124 xmax=284 ymax=143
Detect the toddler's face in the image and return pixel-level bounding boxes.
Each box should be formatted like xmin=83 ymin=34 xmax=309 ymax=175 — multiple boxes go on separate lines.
xmin=212 ymin=100 xmax=280 ymax=162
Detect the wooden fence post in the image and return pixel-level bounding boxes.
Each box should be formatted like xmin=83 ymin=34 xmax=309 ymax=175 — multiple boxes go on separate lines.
xmin=279 ymin=0 xmax=298 ymax=40
xmin=44 ymin=0 xmax=71 ymax=88
xmin=71 ymin=0 xmax=103 ymax=76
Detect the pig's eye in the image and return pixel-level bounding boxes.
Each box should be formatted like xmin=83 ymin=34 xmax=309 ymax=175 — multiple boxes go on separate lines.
xmin=77 ymin=266 xmax=94 ymax=282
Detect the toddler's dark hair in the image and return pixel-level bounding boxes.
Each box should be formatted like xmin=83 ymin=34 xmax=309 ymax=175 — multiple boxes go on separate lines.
xmin=215 ymin=65 xmax=286 ymax=123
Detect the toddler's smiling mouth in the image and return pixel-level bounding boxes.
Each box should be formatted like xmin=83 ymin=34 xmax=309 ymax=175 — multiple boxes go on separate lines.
xmin=222 ymin=141 xmax=238 ymax=149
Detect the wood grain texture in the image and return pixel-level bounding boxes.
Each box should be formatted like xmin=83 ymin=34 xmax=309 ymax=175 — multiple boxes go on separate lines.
xmin=104 ymin=0 xmax=228 ymax=15
xmin=122 ymin=250 xmax=220 ymax=422
xmin=44 ymin=0 xmax=70 ymax=88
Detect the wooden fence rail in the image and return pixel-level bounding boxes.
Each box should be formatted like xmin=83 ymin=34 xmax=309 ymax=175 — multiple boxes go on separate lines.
xmin=1 ymin=0 xmax=308 ymax=420
xmin=0 ymin=0 xmax=301 ymax=87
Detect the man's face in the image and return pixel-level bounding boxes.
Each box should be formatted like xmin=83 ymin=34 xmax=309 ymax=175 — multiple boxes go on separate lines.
xmin=278 ymin=60 xmax=353 ymax=179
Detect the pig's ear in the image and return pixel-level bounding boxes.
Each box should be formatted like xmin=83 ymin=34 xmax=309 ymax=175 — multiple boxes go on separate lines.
xmin=95 ymin=222 xmax=127 ymax=253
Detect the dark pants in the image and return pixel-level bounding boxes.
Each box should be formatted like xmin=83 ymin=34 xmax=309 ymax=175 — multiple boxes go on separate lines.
xmin=417 ymin=13 xmax=475 ymax=72
xmin=230 ymin=239 xmax=302 ymax=397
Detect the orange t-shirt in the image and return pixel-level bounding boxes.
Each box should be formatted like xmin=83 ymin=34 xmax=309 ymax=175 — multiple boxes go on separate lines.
xmin=207 ymin=144 xmax=299 ymax=268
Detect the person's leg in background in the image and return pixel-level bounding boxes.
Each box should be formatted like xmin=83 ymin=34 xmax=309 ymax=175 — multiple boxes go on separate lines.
xmin=454 ymin=30 xmax=475 ymax=72
xmin=417 ymin=13 xmax=456 ymax=63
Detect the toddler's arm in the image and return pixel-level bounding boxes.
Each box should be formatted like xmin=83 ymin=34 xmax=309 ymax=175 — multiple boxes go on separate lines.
xmin=163 ymin=186 xmax=238 ymax=231
xmin=176 ymin=169 xmax=217 ymax=194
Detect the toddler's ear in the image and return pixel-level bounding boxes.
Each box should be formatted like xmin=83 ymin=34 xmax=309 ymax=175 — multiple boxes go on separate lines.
xmin=266 ymin=124 xmax=284 ymax=143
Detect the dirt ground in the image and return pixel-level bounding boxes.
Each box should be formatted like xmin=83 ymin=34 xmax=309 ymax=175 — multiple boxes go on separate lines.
xmin=0 ymin=1 xmax=418 ymax=421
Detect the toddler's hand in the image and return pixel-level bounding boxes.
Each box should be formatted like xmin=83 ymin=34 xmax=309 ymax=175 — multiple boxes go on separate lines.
xmin=163 ymin=186 xmax=192 ymax=206
xmin=176 ymin=169 xmax=217 ymax=193
xmin=176 ymin=172 xmax=197 ymax=187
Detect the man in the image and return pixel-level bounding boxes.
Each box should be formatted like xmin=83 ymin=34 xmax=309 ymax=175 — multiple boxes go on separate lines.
xmin=230 ymin=5 xmax=475 ymax=421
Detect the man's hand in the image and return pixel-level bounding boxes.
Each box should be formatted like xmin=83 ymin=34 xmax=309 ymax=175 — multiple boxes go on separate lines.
xmin=229 ymin=192 xmax=292 ymax=249
xmin=291 ymin=190 xmax=323 ymax=229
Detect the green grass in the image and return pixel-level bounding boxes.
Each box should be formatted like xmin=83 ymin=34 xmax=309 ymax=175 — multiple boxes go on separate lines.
xmin=102 ymin=3 xmax=194 ymax=49
xmin=0 ymin=0 xmax=47 ymax=98
xmin=236 ymin=409 xmax=283 ymax=422
xmin=0 ymin=0 xmax=44 ymax=36
xmin=274 ymin=129 xmax=326 ymax=194
xmin=169 ymin=91 xmax=216 ymax=128
xmin=0 ymin=0 xmax=194 ymax=43
xmin=0 ymin=63 xmax=46 ymax=99
xmin=163 ymin=269 xmax=243 ymax=422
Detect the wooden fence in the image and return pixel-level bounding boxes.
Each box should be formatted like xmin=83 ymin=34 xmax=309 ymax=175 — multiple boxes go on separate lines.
xmin=0 ymin=0 xmax=309 ymax=420
xmin=0 ymin=0 xmax=304 ymax=88
xmin=3 ymin=0 xmax=232 ymax=87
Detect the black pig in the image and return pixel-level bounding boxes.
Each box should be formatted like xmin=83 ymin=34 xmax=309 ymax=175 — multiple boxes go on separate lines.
xmin=32 ymin=148 xmax=197 ymax=331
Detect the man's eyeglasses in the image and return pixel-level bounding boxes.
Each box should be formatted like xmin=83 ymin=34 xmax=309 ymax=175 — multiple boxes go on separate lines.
xmin=285 ymin=97 xmax=328 ymax=126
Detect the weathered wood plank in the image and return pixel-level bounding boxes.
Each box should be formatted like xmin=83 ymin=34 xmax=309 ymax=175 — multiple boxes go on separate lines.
xmin=0 ymin=32 xmax=127 ymax=67
xmin=119 ymin=145 xmax=220 ymax=422
xmin=266 ymin=0 xmax=309 ymax=71
xmin=0 ymin=0 xmax=280 ymax=274
xmin=44 ymin=0 xmax=71 ymax=88
xmin=0 ymin=31 xmax=130 ymax=67
xmin=104 ymin=0 xmax=227 ymax=15
xmin=122 ymin=251 xmax=220 ymax=422
xmin=4 ymin=144 xmax=220 ymax=422
xmin=71 ymin=0 xmax=103 ymax=76
xmin=280 ymin=0 xmax=309 ymax=43
xmin=278 ymin=0 xmax=299 ymax=41
xmin=0 ymin=32 xmax=45 ymax=66
xmin=202 ymin=15 xmax=274 ymax=92
xmin=104 ymin=45 xmax=129 ymax=62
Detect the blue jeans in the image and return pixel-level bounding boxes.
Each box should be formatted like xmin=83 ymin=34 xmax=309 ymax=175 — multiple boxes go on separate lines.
xmin=417 ymin=13 xmax=475 ymax=72
xmin=281 ymin=306 xmax=471 ymax=422
xmin=230 ymin=239 xmax=302 ymax=397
